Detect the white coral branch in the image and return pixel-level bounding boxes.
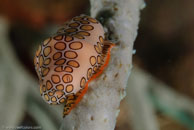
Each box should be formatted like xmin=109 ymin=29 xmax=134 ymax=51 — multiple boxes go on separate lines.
xmin=60 ymin=0 xmax=144 ymax=130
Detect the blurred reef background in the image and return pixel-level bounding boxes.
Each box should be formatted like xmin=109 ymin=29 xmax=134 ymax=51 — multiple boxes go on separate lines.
xmin=0 ymin=0 xmax=194 ymax=130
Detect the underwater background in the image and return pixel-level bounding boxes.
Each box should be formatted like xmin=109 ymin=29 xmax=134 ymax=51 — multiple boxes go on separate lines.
xmin=0 ymin=0 xmax=194 ymax=130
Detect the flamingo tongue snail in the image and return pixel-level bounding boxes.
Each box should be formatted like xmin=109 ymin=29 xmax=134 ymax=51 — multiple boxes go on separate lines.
xmin=34 ymin=15 xmax=114 ymax=117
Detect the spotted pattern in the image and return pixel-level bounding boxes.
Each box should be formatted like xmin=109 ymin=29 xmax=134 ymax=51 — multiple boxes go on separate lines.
xmin=55 ymin=58 xmax=66 ymax=65
xmin=73 ymin=17 xmax=83 ymax=21
xmin=43 ymin=46 xmax=51 ymax=57
xmin=80 ymin=25 xmax=94 ymax=31
xmin=67 ymin=60 xmax=80 ymax=68
xmin=54 ymin=42 xmax=66 ymax=50
xmin=53 ymin=52 xmax=62 ymax=60
xmin=63 ymin=89 xmax=83 ymax=116
xmin=90 ymin=56 xmax=96 ymax=66
xmin=44 ymin=94 xmax=49 ymax=101
xmin=64 ymin=51 xmax=78 ymax=59
xmin=46 ymin=80 xmax=53 ymax=90
xmin=62 ymin=74 xmax=73 ymax=83
xmin=69 ymin=42 xmax=83 ymax=50
xmin=48 ymin=91 xmax=54 ymax=96
xmin=69 ymin=22 xmax=80 ymax=27
xmin=36 ymin=45 xmax=42 ymax=56
xmin=93 ymin=65 xmax=98 ymax=73
xmin=43 ymin=58 xmax=51 ymax=65
xmin=54 ymin=35 xmax=63 ymax=40
xmin=42 ymin=67 xmax=50 ymax=77
xmin=80 ymin=77 xmax=86 ymax=88
xmin=76 ymin=31 xmax=90 ymax=36
xmin=97 ymin=42 xmax=102 ymax=52
xmin=65 ymin=35 xmax=74 ymax=42
xmin=34 ymin=14 xmax=114 ymax=118
xmin=66 ymin=84 xmax=73 ymax=93
xmin=56 ymin=91 xmax=64 ymax=99
xmin=43 ymin=37 xmax=51 ymax=46
xmin=65 ymin=28 xmax=77 ymax=33
xmin=97 ymin=55 xmax=101 ymax=64
xmin=99 ymin=36 xmax=104 ymax=43
xmin=80 ymin=20 xmax=89 ymax=24
xmin=72 ymin=34 xmax=85 ymax=39
xmin=51 ymin=75 xmax=60 ymax=84
xmin=39 ymin=55 xmax=44 ymax=67
xmin=64 ymin=66 xmax=73 ymax=73
xmin=59 ymin=98 xmax=65 ymax=103
xmin=42 ymin=85 xmax=46 ymax=92
xmin=87 ymin=68 xmax=92 ymax=80
xmin=87 ymin=17 xmax=98 ymax=23
xmin=51 ymin=97 xmax=57 ymax=102
xmin=94 ymin=45 xmax=101 ymax=54
xmin=56 ymin=84 xmax=64 ymax=90
xmin=54 ymin=66 xmax=62 ymax=72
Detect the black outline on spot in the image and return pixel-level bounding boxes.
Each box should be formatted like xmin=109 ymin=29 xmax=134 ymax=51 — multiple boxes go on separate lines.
xmin=97 ymin=55 xmax=101 ymax=64
xmin=80 ymin=77 xmax=86 ymax=88
xmin=76 ymin=31 xmax=90 ymax=36
xmin=69 ymin=41 xmax=83 ymax=50
xmin=43 ymin=58 xmax=51 ymax=65
xmin=53 ymin=52 xmax=62 ymax=60
xmin=80 ymin=25 xmax=94 ymax=31
xmin=46 ymin=80 xmax=53 ymax=90
xmin=93 ymin=65 xmax=98 ymax=73
xmin=87 ymin=68 xmax=93 ymax=80
xmin=56 ymin=91 xmax=65 ymax=99
xmin=54 ymin=42 xmax=66 ymax=51
xmin=73 ymin=17 xmax=83 ymax=21
xmin=69 ymin=22 xmax=80 ymax=28
xmin=42 ymin=85 xmax=46 ymax=92
xmin=43 ymin=37 xmax=52 ymax=46
xmin=57 ymin=93 xmax=64 ymax=99
xmin=64 ymin=51 xmax=78 ymax=59
xmin=87 ymin=17 xmax=98 ymax=24
xmin=54 ymin=66 xmax=63 ymax=72
xmin=90 ymin=56 xmax=96 ymax=66
xmin=53 ymin=35 xmax=63 ymax=41
xmin=54 ymin=58 xmax=66 ymax=65
xmin=59 ymin=98 xmax=65 ymax=103
xmin=72 ymin=34 xmax=85 ymax=39
xmin=80 ymin=20 xmax=90 ymax=24
xmin=48 ymin=92 xmax=54 ymax=96
xmin=36 ymin=45 xmax=42 ymax=57
xmin=65 ymin=84 xmax=74 ymax=93
xmin=65 ymin=28 xmax=78 ymax=33
xmin=43 ymin=46 xmax=52 ymax=57
xmin=64 ymin=66 xmax=73 ymax=73
xmin=44 ymin=94 xmax=50 ymax=101
xmin=67 ymin=60 xmax=80 ymax=68
xmin=41 ymin=67 xmax=50 ymax=77
xmin=62 ymin=74 xmax=73 ymax=83
xmin=64 ymin=34 xmax=74 ymax=42
xmin=97 ymin=42 xmax=102 ymax=52
xmin=56 ymin=84 xmax=65 ymax=90
xmin=94 ymin=45 xmax=101 ymax=54
xmin=39 ymin=55 xmax=44 ymax=67
xmin=51 ymin=96 xmax=57 ymax=102
xmin=51 ymin=74 xmax=61 ymax=84
xmin=99 ymin=36 xmax=104 ymax=43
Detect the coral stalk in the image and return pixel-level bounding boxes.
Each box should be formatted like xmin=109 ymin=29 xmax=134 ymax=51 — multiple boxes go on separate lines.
xmin=60 ymin=0 xmax=144 ymax=129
